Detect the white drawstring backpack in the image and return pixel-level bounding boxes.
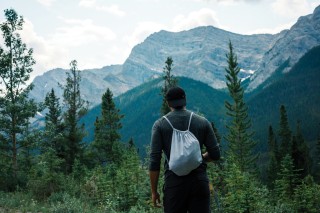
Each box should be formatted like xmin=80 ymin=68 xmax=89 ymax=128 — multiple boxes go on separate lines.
xmin=163 ymin=112 xmax=203 ymax=176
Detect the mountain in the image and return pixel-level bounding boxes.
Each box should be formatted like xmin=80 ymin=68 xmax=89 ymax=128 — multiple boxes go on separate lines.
xmin=29 ymin=6 xmax=320 ymax=108
xmin=30 ymin=26 xmax=281 ymax=107
xmin=119 ymin=26 xmax=282 ymax=89
xmin=247 ymin=5 xmax=320 ymax=92
xmin=82 ymin=45 xmax=320 ymax=158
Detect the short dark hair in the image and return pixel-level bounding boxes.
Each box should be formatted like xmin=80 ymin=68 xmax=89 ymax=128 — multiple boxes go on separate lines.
xmin=165 ymin=87 xmax=186 ymax=108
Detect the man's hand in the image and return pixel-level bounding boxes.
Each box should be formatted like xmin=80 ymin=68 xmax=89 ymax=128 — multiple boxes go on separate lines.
xmin=149 ymin=170 xmax=161 ymax=208
xmin=202 ymin=152 xmax=213 ymax=162
xmin=152 ymin=191 xmax=162 ymax=208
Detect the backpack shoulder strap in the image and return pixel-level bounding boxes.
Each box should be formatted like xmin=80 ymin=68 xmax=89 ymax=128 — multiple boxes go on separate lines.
xmin=163 ymin=116 xmax=174 ymax=129
xmin=187 ymin=112 xmax=194 ymax=131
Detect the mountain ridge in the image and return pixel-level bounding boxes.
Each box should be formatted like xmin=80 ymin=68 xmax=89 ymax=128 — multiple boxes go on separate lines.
xmin=29 ymin=26 xmax=281 ymax=106
xmin=247 ymin=5 xmax=320 ymax=91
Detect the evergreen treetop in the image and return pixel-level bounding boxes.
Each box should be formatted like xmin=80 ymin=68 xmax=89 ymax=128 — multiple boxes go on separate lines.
xmin=43 ymin=89 xmax=64 ymax=157
xmin=160 ymin=57 xmax=178 ymax=115
xmin=93 ymin=88 xmax=124 ymax=165
xmin=60 ymin=60 xmax=88 ymax=174
xmin=224 ymin=41 xmax=257 ymax=173
xmin=278 ymin=105 xmax=292 ymax=160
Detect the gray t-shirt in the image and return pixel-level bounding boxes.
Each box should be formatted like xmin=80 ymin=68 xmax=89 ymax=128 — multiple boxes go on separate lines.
xmin=149 ymin=109 xmax=220 ymax=173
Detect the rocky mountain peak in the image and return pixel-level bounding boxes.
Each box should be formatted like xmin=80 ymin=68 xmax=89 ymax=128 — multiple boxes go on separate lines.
xmin=247 ymin=5 xmax=320 ymax=91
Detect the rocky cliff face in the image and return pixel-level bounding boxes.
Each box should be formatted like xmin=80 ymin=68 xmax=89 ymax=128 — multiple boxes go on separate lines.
xmin=29 ymin=65 xmax=126 ymax=106
xmin=121 ymin=26 xmax=280 ymax=89
xmin=30 ymin=5 xmax=320 ymax=106
xmin=247 ymin=5 xmax=320 ymax=91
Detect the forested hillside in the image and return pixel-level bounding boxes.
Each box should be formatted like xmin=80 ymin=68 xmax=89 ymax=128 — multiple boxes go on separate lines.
xmin=82 ymin=77 xmax=230 ymax=156
xmin=248 ymin=45 xmax=320 ymax=149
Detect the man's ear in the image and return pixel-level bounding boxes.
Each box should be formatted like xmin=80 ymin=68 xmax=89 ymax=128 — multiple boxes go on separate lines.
xmin=166 ymin=101 xmax=174 ymax=111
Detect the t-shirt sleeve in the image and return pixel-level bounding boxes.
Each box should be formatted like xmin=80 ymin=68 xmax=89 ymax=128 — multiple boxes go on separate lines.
xmin=149 ymin=120 xmax=163 ymax=171
xmin=204 ymin=120 xmax=220 ymax=160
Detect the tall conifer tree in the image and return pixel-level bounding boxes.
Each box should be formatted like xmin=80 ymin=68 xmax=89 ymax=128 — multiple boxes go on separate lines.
xmin=291 ymin=120 xmax=311 ymax=179
xmin=224 ymin=41 xmax=257 ymax=172
xmin=160 ymin=57 xmax=178 ymax=115
xmin=0 ymin=9 xmax=38 ymax=187
xmin=278 ymin=105 xmax=291 ymax=161
xmin=93 ymin=88 xmax=123 ymax=164
xmin=61 ymin=60 xmax=88 ymax=174
xmin=43 ymin=89 xmax=64 ymax=158
xmin=275 ymin=154 xmax=299 ymax=202
xmin=267 ymin=125 xmax=279 ymax=188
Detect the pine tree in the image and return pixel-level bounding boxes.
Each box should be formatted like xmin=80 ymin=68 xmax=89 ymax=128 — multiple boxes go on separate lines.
xmin=294 ymin=175 xmax=320 ymax=213
xmin=60 ymin=60 xmax=88 ymax=174
xmin=224 ymin=41 xmax=257 ymax=172
xmin=92 ymin=88 xmax=123 ymax=165
xmin=43 ymin=89 xmax=65 ymax=158
xmin=278 ymin=105 xmax=291 ymax=161
xmin=222 ymin=163 xmax=269 ymax=212
xmin=275 ymin=154 xmax=299 ymax=203
xmin=267 ymin=125 xmax=279 ymax=188
xmin=292 ymin=120 xmax=311 ymax=179
xmin=160 ymin=57 xmax=178 ymax=115
xmin=116 ymin=142 xmax=143 ymax=211
xmin=0 ymin=9 xmax=38 ymax=188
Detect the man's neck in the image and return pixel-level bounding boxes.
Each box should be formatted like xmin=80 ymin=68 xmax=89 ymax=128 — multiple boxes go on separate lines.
xmin=170 ymin=106 xmax=186 ymax=111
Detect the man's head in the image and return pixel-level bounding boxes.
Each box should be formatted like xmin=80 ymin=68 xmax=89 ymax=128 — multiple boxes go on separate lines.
xmin=166 ymin=86 xmax=186 ymax=109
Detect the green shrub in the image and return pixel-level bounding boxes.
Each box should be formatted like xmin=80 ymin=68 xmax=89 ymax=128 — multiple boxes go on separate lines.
xmin=50 ymin=193 xmax=84 ymax=213
xmin=27 ymin=150 xmax=64 ymax=200
xmin=293 ymin=176 xmax=320 ymax=213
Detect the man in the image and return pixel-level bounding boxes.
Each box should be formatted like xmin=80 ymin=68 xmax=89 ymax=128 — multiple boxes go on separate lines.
xmin=149 ymin=86 xmax=221 ymax=213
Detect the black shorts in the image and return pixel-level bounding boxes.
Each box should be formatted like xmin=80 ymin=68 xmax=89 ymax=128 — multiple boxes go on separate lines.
xmin=163 ymin=171 xmax=210 ymax=213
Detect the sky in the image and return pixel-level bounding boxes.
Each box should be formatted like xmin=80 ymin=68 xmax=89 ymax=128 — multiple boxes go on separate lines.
xmin=0 ymin=0 xmax=319 ymax=80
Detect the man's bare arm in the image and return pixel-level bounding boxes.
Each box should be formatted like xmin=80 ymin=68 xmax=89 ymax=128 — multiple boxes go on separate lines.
xmin=149 ymin=170 xmax=161 ymax=208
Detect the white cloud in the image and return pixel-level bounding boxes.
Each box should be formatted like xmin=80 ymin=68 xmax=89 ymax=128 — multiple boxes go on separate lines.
xmin=272 ymin=0 xmax=315 ymax=18
xmin=37 ymin=0 xmax=56 ymax=7
xmin=171 ymin=8 xmax=221 ymax=31
xmin=123 ymin=21 xmax=165 ymax=49
xmin=311 ymin=2 xmax=320 ymax=10
xmin=79 ymin=0 xmax=96 ymax=8
xmin=52 ymin=17 xmax=116 ymax=46
xmin=97 ymin=5 xmax=126 ymax=17
xmin=190 ymin=0 xmax=261 ymax=3
xmin=79 ymin=0 xmax=126 ymax=17
xmin=245 ymin=22 xmax=293 ymax=35
xmin=17 ymin=17 xmax=118 ymax=80
xmin=19 ymin=19 xmax=67 ymax=80
xmin=216 ymin=0 xmax=260 ymax=1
